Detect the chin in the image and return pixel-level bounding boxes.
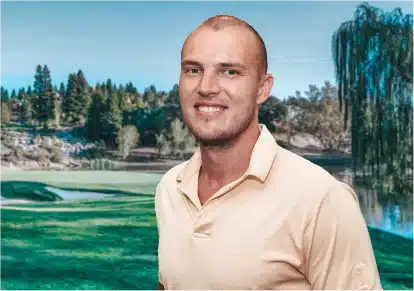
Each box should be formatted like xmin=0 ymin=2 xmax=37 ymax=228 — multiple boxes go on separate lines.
xmin=196 ymin=136 xmax=232 ymax=147
xmin=191 ymin=127 xmax=240 ymax=147
xmin=183 ymin=113 xmax=252 ymax=146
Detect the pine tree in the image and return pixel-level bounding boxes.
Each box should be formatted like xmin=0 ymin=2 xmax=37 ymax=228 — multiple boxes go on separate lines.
xmin=143 ymin=85 xmax=158 ymax=108
xmin=101 ymin=82 xmax=122 ymax=146
xmin=17 ymin=88 xmax=25 ymax=101
xmin=164 ymin=84 xmax=183 ymax=128
xmin=117 ymin=84 xmax=126 ymax=112
xmin=106 ymin=79 xmax=113 ymax=98
xmin=59 ymin=82 xmax=65 ymax=98
xmin=101 ymin=82 xmax=108 ymax=99
xmin=86 ymin=89 xmax=105 ymax=141
xmin=31 ymin=65 xmax=57 ymax=127
xmin=1 ymin=86 xmax=7 ymax=102
xmin=62 ymin=73 xmax=78 ymax=124
xmin=27 ymin=85 xmax=33 ymax=96
xmin=32 ymin=64 xmax=44 ymax=126
xmin=42 ymin=65 xmax=56 ymax=126
xmin=75 ymin=69 xmax=90 ymax=122
xmin=61 ymin=70 xmax=91 ymax=126
xmin=10 ymin=89 xmax=17 ymax=99
xmin=20 ymin=94 xmax=32 ymax=124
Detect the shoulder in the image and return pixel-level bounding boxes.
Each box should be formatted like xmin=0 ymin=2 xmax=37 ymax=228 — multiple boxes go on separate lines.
xmin=271 ymin=146 xmax=358 ymax=204
xmin=155 ymin=160 xmax=190 ymax=204
xmin=154 ymin=161 xmax=189 ymax=219
xmin=274 ymin=146 xmax=337 ymax=187
xmin=156 ymin=161 xmax=188 ymax=191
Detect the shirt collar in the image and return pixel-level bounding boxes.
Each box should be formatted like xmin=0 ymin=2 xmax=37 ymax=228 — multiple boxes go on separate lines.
xmin=176 ymin=124 xmax=278 ymax=185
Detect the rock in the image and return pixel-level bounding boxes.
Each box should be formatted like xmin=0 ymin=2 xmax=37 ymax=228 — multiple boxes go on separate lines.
xmin=4 ymin=155 xmax=14 ymax=164
xmin=42 ymin=149 xmax=51 ymax=158
xmin=43 ymin=137 xmax=53 ymax=147
xmin=1 ymin=128 xmax=103 ymax=170
xmin=33 ymin=135 xmax=40 ymax=145
xmin=49 ymin=163 xmax=64 ymax=170
xmin=1 ymin=141 xmax=12 ymax=154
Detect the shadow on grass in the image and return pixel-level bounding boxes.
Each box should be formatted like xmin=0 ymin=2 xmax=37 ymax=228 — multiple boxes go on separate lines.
xmin=1 ymin=181 xmax=63 ymax=201
xmin=1 ymin=181 xmax=148 ymax=202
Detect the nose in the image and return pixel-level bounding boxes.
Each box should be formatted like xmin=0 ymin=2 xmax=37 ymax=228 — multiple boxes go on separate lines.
xmin=197 ymin=71 xmax=220 ymax=97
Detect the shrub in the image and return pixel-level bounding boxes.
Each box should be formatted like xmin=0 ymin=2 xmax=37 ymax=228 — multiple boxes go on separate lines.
xmin=116 ymin=125 xmax=140 ymax=159
xmin=84 ymin=140 xmax=107 ymax=159
xmin=155 ymin=119 xmax=197 ymax=158
xmin=50 ymin=146 xmax=63 ymax=163
xmin=15 ymin=147 xmax=24 ymax=159
xmin=90 ymin=159 xmax=117 ymax=170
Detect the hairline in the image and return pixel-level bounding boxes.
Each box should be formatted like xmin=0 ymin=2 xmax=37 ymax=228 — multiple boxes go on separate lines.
xmin=183 ymin=15 xmax=268 ymax=75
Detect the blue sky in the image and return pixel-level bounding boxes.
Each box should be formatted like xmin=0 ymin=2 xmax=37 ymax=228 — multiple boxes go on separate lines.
xmin=1 ymin=1 xmax=412 ymax=98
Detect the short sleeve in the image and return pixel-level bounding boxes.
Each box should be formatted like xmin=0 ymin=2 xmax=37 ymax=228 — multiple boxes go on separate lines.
xmin=304 ymin=181 xmax=382 ymax=290
xmin=155 ymin=182 xmax=165 ymax=286
xmin=154 ymin=182 xmax=163 ymax=235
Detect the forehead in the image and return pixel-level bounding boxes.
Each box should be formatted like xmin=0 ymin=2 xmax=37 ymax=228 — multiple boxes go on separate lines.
xmin=181 ymin=26 xmax=262 ymax=68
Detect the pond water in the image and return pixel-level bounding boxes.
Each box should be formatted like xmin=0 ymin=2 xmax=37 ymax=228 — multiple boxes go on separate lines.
xmin=326 ymin=166 xmax=413 ymax=239
xmin=44 ymin=186 xmax=116 ymax=201
xmin=0 ymin=187 xmax=115 ymax=204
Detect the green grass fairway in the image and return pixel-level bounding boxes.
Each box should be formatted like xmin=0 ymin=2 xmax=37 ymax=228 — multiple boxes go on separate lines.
xmin=1 ymin=171 xmax=413 ymax=290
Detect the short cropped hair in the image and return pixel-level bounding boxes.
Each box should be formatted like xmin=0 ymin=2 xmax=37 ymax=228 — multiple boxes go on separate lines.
xmin=199 ymin=15 xmax=268 ymax=74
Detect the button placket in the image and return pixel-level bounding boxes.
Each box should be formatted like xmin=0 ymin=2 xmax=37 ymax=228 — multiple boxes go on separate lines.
xmin=193 ymin=208 xmax=213 ymax=237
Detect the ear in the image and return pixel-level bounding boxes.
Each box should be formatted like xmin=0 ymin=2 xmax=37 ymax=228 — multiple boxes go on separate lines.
xmin=257 ymin=73 xmax=274 ymax=105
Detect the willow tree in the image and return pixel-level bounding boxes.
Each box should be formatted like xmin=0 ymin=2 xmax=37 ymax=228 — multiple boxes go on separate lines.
xmin=332 ymin=3 xmax=413 ymax=200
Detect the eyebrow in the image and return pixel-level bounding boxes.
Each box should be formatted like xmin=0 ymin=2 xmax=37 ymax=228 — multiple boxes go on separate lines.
xmin=181 ymin=60 xmax=201 ymax=67
xmin=219 ymin=62 xmax=247 ymax=70
xmin=181 ymin=60 xmax=247 ymax=70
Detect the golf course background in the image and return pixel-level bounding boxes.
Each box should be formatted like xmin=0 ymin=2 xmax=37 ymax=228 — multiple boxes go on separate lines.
xmin=1 ymin=170 xmax=413 ymax=290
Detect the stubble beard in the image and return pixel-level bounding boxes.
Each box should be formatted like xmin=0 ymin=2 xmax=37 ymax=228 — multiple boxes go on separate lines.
xmin=183 ymin=107 xmax=256 ymax=149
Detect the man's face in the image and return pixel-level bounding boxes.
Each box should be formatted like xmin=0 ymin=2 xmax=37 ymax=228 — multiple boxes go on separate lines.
xmin=179 ymin=26 xmax=268 ymax=146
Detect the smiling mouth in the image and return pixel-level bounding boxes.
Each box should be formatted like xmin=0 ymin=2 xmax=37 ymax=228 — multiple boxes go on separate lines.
xmin=196 ymin=106 xmax=226 ymax=113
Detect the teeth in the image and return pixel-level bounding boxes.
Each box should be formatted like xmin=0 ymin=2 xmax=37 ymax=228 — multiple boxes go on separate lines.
xmin=198 ymin=106 xmax=224 ymax=112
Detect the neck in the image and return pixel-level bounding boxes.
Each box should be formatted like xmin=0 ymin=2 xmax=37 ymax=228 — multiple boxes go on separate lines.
xmin=199 ymin=121 xmax=260 ymax=188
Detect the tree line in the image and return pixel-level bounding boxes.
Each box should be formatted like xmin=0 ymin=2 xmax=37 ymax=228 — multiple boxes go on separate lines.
xmin=1 ymin=65 xmax=350 ymax=155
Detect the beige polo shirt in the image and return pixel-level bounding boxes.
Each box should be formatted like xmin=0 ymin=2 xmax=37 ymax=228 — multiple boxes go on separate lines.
xmin=155 ymin=124 xmax=382 ymax=290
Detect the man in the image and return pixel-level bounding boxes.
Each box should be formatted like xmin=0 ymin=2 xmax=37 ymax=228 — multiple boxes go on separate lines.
xmin=155 ymin=15 xmax=382 ymax=290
